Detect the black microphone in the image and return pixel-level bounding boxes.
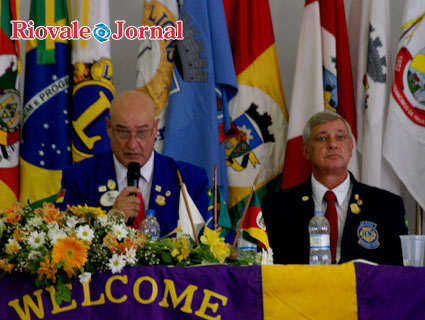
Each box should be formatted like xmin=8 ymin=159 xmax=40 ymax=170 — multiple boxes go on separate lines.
xmin=126 ymin=162 xmax=141 ymax=225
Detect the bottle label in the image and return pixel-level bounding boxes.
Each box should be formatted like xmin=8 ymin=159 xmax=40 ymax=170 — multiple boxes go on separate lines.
xmin=310 ymin=235 xmax=330 ymax=249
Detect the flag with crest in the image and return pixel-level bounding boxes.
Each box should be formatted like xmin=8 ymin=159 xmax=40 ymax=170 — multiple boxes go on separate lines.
xmin=135 ymin=0 xmax=179 ymax=154
xmin=0 ymin=0 xmax=20 ymax=209
xmin=348 ymin=0 xmax=400 ymax=195
xmin=223 ymin=0 xmax=288 ymax=228
xmin=241 ymin=189 xmax=269 ymax=250
xmin=281 ymin=0 xmax=358 ymax=190
xmin=19 ymin=0 xmax=72 ymax=204
xmin=159 ymin=0 xmax=238 ymax=201
xmin=383 ymin=1 xmax=425 ymax=211
xmin=71 ymin=0 xmax=114 ymax=162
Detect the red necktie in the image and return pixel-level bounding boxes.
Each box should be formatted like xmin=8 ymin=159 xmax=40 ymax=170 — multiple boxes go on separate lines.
xmin=132 ymin=193 xmax=145 ymax=230
xmin=324 ymin=191 xmax=338 ymax=264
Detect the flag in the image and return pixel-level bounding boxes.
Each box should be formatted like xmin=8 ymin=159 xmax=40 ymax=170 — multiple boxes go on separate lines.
xmin=0 ymin=0 xmax=20 ymax=209
xmin=19 ymin=0 xmax=72 ymax=204
xmin=204 ymin=186 xmax=233 ymax=241
xmin=71 ymin=0 xmax=114 ymax=162
xmin=281 ymin=0 xmax=358 ymax=190
xmin=177 ymin=183 xmax=205 ymax=241
xmin=135 ymin=0 xmax=179 ymax=152
xmin=241 ymin=189 xmax=269 ymax=249
xmin=160 ymin=0 xmax=238 ymax=201
xmin=222 ymin=0 xmax=288 ymax=229
xmin=348 ymin=0 xmax=401 ymax=195
xmin=383 ymin=1 xmax=425 ymax=210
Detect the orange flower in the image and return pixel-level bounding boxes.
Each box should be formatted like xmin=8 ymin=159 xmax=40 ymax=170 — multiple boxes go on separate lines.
xmin=36 ymin=202 xmax=65 ymax=224
xmin=52 ymin=237 xmax=88 ymax=269
xmin=3 ymin=203 xmax=22 ymax=224
xmin=118 ymin=237 xmax=135 ymax=253
xmin=103 ymin=232 xmax=119 ymax=252
xmin=0 ymin=258 xmax=15 ymax=273
xmin=37 ymin=255 xmax=58 ymax=283
xmin=13 ymin=228 xmax=26 ymax=242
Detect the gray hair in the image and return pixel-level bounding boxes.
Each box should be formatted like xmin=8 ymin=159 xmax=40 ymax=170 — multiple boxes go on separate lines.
xmin=302 ymin=111 xmax=353 ymax=143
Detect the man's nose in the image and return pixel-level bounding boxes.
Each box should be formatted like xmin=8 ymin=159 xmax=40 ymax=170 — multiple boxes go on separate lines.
xmin=126 ymin=135 xmax=139 ymax=148
xmin=328 ymin=136 xmax=338 ymax=148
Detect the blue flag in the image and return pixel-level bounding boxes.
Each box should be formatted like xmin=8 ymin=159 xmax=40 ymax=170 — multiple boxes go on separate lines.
xmin=161 ymin=0 xmax=237 ymax=201
xmin=19 ymin=0 xmax=72 ymax=204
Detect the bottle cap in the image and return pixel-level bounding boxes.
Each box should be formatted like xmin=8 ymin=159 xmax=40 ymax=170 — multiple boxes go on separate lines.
xmin=146 ymin=209 xmax=155 ymax=217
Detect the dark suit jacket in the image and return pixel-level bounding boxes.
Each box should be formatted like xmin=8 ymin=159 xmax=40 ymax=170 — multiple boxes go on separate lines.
xmin=263 ymin=173 xmax=408 ymax=265
xmin=59 ymin=151 xmax=209 ymax=237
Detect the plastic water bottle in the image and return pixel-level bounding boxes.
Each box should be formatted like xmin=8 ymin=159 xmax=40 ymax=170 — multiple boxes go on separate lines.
xmin=309 ymin=210 xmax=331 ymax=265
xmin=140 ymin=209 xmax=160 ymax=240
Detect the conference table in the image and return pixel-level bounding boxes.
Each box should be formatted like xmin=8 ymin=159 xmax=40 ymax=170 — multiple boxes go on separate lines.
xmin=1 ymin=262 xmax=424 ymax=319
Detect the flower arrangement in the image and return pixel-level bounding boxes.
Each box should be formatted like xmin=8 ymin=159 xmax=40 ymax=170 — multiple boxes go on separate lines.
xmin=0 ymin=202 xmax=271 ymax=304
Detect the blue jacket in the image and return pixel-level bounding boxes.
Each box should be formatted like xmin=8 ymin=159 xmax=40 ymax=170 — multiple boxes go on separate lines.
xmin=263 ymin=173 xmax=408 ymax=266
xmin=59 ymin=151 xmax=209 ymax=236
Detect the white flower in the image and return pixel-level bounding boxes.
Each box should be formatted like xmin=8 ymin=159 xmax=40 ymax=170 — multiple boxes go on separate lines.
xmin=27 ymin=216 xmax=43 ymax=228
xmin=27 ymin=231 xmax=46 ymax=248
xmin=97 ymin=216 xmax=109 ymax=228
xmin=28 ymin=250 xmax=42 ymax=261
xmin=112 ymin=224 xmax=128 ymax=241
xmin=125 ymin=247 xmax=137 ymax=266
xmin=260 ymin=248 xmax=274 ymax=265
xmin=79 ymin=272 xmax=92 ymax=283
xmin=76 ymin=225 xmax=94 ymax=242
xmin=107 ymin=254 xmax=126 ymax=274
xmin=48 ymin=228 xmax=67 ymax=245
xmin=66 ymin=216 xmax=79 ymax=232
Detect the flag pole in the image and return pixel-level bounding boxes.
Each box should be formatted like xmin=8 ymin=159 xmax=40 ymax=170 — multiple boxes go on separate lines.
xmin=177 ymin=169 xmax=199 ymax=244
xmin=232 ymin=174 xmax=260 ymax=249
xmin=214 ymin=165 xmax=218 ymax=231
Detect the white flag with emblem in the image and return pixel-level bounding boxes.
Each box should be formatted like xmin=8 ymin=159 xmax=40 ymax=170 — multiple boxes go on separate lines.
xmin=383 ymin=0 xmax=425 ymax=209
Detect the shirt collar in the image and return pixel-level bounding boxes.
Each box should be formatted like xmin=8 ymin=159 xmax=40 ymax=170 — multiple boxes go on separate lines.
xmin=113 ymin=152 xmax=155 ymax=186
xmin=311 ymin=173 xmax=351 ymax=206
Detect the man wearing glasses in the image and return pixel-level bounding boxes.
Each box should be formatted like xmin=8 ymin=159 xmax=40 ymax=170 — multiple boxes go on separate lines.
xmin=59 ymin=90 xmax=209 ymax=236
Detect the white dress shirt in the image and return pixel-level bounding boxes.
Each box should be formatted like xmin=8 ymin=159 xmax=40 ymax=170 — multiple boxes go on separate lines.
xmin=113 ymin=153 xmax=154 ymax=208
xmin=311 ymin=173 xmax=352 ymax=263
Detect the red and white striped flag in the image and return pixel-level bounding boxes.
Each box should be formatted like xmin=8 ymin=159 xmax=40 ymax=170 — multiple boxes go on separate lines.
xmin=383 ymin=1 xmax=425 ymax=210
xmin=281 ymin=0 xmax=358 ymax=190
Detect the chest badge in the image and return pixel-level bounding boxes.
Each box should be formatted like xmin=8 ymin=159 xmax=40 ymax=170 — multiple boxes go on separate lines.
xmin=357 ymin=221 xmax=380 ymax=249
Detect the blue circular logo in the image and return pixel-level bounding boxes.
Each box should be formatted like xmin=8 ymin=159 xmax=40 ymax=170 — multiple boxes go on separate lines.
xmin=93 ymin=23 xmax=111 ymax=42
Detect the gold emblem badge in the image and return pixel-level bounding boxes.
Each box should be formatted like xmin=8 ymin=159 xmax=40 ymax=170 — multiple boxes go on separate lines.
xmin=165 ymin=190 xmax=171 ymax=197
xmin=107 ymin=179 xmax=116 ymax=190
xmin=155 ymin=185 xmax=162 ymax=192
xmin=350 ymin=203 xmax=361 ymax=214
xmin=302 ymin=196 xmax=309 ymax=201
xmin=98 ymin=185 xmax=107 ymax=192
xmin=354 ymin=194 xmax=359 ymax=201
xmin=155 ymin=195 xmax=166 ymax=206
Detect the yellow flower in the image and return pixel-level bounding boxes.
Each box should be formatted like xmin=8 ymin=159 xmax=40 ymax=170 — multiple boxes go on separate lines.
xmin=200 ymin=227 xmax=221 ymax=247
xmin=350 ymin=203 xmax=361 ymax=214
xmin=37 ymin=255 xmax=58 ymax=283
xmin=171 ymin=249 xmax=179 ymax=257
xmin=5 ymin=239 xmax=20 ymax=254
xmin=77 ymin=204 xmax=106 ymax=217
xmin=0 ymin=258 xmax=15 ymax=273
xmin=52 ymin=237 xmax=88 ymax=270
xmin=210 ymin=241 xmax=230 ymax=263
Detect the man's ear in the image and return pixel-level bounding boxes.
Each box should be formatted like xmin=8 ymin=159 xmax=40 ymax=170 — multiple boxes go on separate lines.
xmin=302 ymin=142 xmax=310 ymax=160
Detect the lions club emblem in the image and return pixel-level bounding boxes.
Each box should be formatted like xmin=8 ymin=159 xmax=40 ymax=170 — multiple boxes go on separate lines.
xmin=357 ymin=221 xmax=380 ymax=249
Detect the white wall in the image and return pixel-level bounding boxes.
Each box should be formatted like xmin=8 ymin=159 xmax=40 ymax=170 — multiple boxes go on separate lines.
xmin=20 ymin=0 xmax=416 ymax=231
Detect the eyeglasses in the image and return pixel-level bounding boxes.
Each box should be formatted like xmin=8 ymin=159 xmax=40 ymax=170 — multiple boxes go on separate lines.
xmin=112 ymin=126 xmax=154 ymax=141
